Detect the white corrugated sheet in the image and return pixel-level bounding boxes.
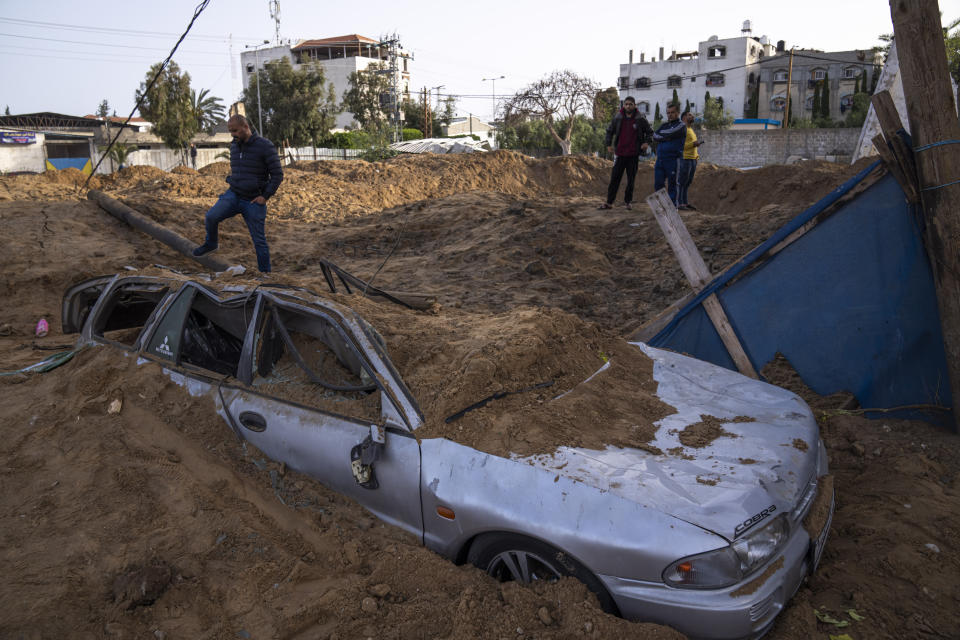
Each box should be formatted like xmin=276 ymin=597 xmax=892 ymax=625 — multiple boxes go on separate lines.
xmin=390 ymin=137 xmax=489 ymax=154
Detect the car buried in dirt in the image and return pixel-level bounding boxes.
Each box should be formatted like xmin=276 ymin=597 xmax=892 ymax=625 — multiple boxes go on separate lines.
xmin=63 ymin=270 xmax=834 ymax=640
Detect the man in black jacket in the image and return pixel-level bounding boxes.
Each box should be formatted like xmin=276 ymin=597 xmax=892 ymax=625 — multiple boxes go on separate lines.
xmin=599 ymin=96 xmax=652 ymax=210
xmin=193 ymin=114 xmax=283 ymax=273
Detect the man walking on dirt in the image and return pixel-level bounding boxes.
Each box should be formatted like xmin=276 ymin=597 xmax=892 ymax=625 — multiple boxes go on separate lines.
xmin=193 ymin=115 xmax=283 ymax=273
xmin=652 ymin=103 xmax=686 ymax=204
xmin=599 ymin=96 xmax=652 ymax=210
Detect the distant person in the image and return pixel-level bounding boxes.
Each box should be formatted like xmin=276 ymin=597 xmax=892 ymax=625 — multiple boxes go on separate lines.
xmin=599 ymin=96 xmax=652 ymax=210
xmin=189 ymin=143 xmax=198 ymax=169
xmin=192 ymin=115 xmax=283 ymax=273
xmin=676 ymin=110 xmax=704 ymax=210
xmin=652 ymin=103 xmax=686 ymax=204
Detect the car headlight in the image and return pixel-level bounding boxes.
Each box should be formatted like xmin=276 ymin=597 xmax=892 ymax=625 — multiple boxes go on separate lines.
xmin=663 ymin=515 xmax=790 ymax=589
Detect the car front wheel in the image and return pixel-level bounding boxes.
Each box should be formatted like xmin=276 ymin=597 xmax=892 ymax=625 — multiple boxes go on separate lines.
xmin=466 ymin=533 xmax=619 ymax=615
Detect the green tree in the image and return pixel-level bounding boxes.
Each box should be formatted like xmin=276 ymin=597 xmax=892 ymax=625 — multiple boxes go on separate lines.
xmin=243 ymin=57 xmax=338 ymax=147
xmin=96 ymin=100 xmax=110 ymax=118
xmin=844 ymin=93 xmax=871 ymax=127
xmin=190 ymin=88 xmax=226 ymax=134
xmin=811 ymin=81 xmax=822 ymax=120
xmin=593 ymin=87 xmax=619 ymax=122
xmin=944 ymin=17 xmax=960 ymax=109
xmin=4 ymin=105 xmax=10 ymax=116
xmin=702 ymin=96 xmax=734 ymax=130
xmin=135 ymin=60 xmax=197 ymax=154
xmin=671 ymin=88 xmax=679 ymax=107
xmin=683 ymin=98 xmax=690 ymax=114
xmin=746 ymin=82 xmax=760 ymax=118
xmin=401 ymin=128 xmax=423 ymax=141
xmin=704 ymin=91 xmax=711 ymax=108
xmin=819 ymin=73 xmax=831 ymax=121
xmin=341 ymin=62 xmax=392 ymax=132
xmin=654 ymin=102 xmax=661 ymax=123
xmin=100 ymin=142 xmax=134 ymax=169
xmin=501 ymin=70 xmax=599 ymax=155
xmin=496 ymin=118 xmax=554 ymax=153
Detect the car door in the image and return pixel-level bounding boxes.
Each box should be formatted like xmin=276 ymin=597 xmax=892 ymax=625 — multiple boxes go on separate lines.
xmin=219 ymin=293 xmax=423 ymax=538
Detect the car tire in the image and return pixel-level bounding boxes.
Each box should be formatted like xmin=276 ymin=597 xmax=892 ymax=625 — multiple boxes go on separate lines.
xmin=466 ymin=532 xmax=619 ymax=615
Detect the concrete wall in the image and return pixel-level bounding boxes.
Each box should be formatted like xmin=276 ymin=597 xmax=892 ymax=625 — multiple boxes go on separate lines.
xmin=695 ymin=127 xmax=862 ymax=167
xmin=0 ymin=132 xmax=46 ymax=173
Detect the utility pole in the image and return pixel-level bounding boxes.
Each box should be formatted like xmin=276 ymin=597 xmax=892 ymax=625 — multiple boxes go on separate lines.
xmin=245 ymin=40 xmax=271 ymax=135
xmin=890 ymin=0 xmax=960 ymax=430
xmin=482 ymin=75 xmax=505 ymax=122
xmin=783 ymin=47 xmax=794 ymax=129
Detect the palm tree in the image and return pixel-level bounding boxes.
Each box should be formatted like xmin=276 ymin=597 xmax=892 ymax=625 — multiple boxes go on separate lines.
xmin=191 ymin=88 xmax=226 ymax=134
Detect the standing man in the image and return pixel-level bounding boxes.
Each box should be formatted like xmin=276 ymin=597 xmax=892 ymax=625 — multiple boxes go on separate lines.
xmin=676 ymin=110 xmax=704 ymax=210
xmin=189 ymin=143 xmax=198 ymax=169
xmin=193 ymin=115 xmax=283 ymax=273
xmin=599 ymin=96 xmax=652 ymax=210
xmin=652 ymin=103 xmax=686 ymax=204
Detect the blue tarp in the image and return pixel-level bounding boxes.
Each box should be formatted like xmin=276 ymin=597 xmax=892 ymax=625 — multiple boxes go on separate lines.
xmin=648 ymin=168 xmax=952 ymax=427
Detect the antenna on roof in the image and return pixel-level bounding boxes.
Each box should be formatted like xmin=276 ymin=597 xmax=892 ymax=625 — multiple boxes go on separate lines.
xmin=269 ymin=0 xmax=281 ymax=45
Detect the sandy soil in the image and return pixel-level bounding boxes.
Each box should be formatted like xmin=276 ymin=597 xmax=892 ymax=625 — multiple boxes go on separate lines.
xmin=1 ymin=152 xmax=958 ymax=640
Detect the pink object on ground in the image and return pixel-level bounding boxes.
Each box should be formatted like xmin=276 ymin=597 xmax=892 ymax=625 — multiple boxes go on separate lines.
xmin=35 ymin=318 xmax=49 ymax=338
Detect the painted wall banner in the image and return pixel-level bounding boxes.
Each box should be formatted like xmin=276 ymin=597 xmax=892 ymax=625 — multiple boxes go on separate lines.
xmin=0 ymin=132 xmax=37 ymax=144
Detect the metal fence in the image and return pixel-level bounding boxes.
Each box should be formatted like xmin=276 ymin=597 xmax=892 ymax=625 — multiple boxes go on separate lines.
xmin=282 ymin=147 xmax=366 ymax=162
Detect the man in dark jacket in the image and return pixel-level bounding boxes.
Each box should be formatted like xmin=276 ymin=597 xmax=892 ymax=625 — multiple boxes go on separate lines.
xmin=652 ymin=102 xmax=686 ymax=204
xmin=193 ymin=114 xmax=283 ymax=273
xmin=599 ymin=96 xmax=652 ymax=210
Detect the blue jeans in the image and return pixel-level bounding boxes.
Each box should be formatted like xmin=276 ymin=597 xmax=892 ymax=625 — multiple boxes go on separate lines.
xmin=676 ymin=158 xmax=698 ymax=206
xmin=204 ymin=189 xmax=271 ymax=272
xmin=654 ymin=156 xmax=680 ymax=204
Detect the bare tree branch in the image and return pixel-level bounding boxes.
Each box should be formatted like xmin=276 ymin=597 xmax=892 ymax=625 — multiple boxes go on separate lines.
xmin=502 ymin=70 xmax=599 ymax=155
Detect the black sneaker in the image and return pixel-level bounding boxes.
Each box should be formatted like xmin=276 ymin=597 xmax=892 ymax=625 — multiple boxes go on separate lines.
xmin=192 ymin=243 xmax=217 ymax=257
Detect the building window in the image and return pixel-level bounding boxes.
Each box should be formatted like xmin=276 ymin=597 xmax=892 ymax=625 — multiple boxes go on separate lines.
xmin=619 ymin=76 xmax=630 ymax=89
xmin=635 ymin=77 xmax=650 ymax=89
xmin=667 ymin=75 xmax=682 ymax=88
xmin=773 ymin=69 xmax=788 ymax=82
xmin=840 ymin=94 xmax=855 ymax=113
xmin=805 ymin=95 xmax=815 ymax=110
xmin=708 ymin=45 xmax=727 ymax=58
xmin=812 ymin=68 xmax=826 ymax=80
xmin=843 ymin=66 xmax=861 ymax=79
xmin=638 ymin=101 xmax=650 ymax=114
xmin=770 ymin=95 xmax=787 ymax=111
xmin=706 ymin=73 xmax=725 ymax=87
xmin=246 ymin=63 xmax=255 ymax=73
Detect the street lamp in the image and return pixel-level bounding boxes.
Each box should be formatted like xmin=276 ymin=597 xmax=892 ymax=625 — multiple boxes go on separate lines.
xmin=244 ymin=40 xmax=270 ymax=134
xmin=482 ymin=75 xmax=505 ymax=122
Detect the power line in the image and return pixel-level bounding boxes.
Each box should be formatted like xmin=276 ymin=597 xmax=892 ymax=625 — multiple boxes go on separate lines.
xmin=0 ymin=16 xmax=255 ymax=42
xmin=0 ymin=31 xmax=226 ymax=55
xmin=85 ymin=0 xmax=212 ymax=187
xmin=0 ymin=46 xmax=229 ymax=67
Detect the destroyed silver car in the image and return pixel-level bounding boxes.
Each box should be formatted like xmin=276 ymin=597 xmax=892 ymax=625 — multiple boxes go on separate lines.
xmin=62 ymin=271 xmax=834 ymax=640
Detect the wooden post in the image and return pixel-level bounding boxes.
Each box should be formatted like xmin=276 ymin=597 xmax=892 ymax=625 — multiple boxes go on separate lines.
xmin=646 ymin=189 xmax=759 ymax=378
xmin=890 ymin=0 xmax=960 ymax=430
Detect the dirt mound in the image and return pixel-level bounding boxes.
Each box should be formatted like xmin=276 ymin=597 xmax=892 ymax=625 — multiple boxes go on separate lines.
xmin=198 ymin=160 xmax=231 ymax=176
xmin=170 ymin=165 xmax=198 ymax=175
xmin=1 ymin=152 xmax=958 ymax=640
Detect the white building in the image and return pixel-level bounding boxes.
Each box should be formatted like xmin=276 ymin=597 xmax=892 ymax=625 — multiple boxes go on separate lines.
xmin=239 ymin=34 xmax=412 ymax=130
xmin=442 ymin=116 xmax=498 ymax=149
xmin=617 ymin=21 xmax=777 ymax=120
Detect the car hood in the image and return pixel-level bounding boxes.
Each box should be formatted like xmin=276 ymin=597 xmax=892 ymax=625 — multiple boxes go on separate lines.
xmin=522 ymin=343 xmax=823 ymax=541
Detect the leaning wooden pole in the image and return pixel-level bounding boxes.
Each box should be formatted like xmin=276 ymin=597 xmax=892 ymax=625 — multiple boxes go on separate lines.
xmin=88 ymin=190 xmax=238 ymax=273
xmin=890 ymin=0 xmax=960 ymax=430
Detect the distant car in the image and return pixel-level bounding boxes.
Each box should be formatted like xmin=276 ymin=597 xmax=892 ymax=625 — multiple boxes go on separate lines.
xmin=63 ymin=272 xmax=834 ymax=640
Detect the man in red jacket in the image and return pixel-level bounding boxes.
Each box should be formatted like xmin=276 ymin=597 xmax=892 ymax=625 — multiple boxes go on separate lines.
xmin=599 ymin=97 xmax=652 ymax=210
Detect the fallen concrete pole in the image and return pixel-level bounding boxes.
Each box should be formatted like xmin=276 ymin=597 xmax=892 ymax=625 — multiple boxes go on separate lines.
xmin=88 ymin=190 xmax=237 ymax=272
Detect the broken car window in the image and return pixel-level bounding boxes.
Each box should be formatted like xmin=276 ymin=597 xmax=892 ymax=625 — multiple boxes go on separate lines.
xmin=93 ymin=283 xmax=170 ymax=347
xmin=250 ymin=303 xmax=380 ymax=420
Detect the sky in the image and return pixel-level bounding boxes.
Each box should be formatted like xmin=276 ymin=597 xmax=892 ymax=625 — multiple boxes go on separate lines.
xmin=1 ymin=0 xmax=958 ymax=124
